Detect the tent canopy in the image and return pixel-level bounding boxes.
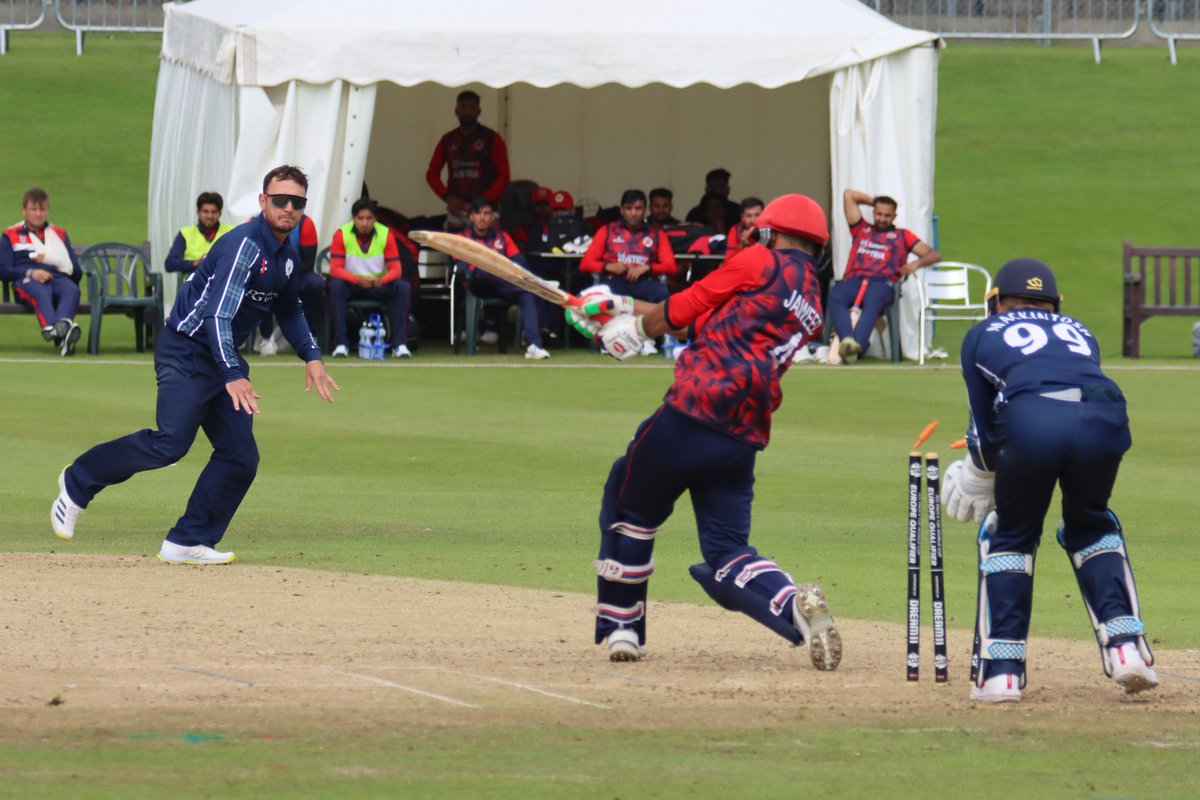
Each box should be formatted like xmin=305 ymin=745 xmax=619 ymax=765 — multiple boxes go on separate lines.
xmin=151 ymin=0 xmax=941 ymax=356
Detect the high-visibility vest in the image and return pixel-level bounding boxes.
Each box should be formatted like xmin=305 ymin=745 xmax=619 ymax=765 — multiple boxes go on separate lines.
xmin=339 ymin=221 xmax=389 ymax=277
xmin=180 ymin=223 xmax=234 ymax=261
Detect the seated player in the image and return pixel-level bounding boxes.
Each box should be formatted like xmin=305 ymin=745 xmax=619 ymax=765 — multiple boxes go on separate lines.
xmin=647 ymin=187 xmax=678 ymax=229
xmin=456 ymin=197 xmax=549 ymax=359
xmin=164 ymin=192 xmax=234 ymax=277
xmin=723 ymin=196 xmax=764 ymax=263
xmin=327 ymin=198 xmax=413 ymax=359
xmin=0 ymin=187 xmax=84 ymax=355
xmin=579 ymin=189 xmax=677 ymax=355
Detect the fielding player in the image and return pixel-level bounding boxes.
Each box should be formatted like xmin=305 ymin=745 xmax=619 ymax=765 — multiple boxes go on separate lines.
xmin=50 ymin=165 xmax=340 ymax=565
xmin=943 ymin=258 xmax=1157 ymax=702
xmin=568 ymin=194 xmax=843 ymax=670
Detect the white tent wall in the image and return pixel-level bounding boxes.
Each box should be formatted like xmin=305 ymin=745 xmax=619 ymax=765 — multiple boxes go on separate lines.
xmin=364 ymin=80 xmax=831 ymax=220
xmin=830 ymin=43 xmax=940 ymax=360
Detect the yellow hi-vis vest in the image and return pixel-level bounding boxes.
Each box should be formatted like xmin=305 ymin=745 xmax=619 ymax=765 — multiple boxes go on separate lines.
xmin=180 ymin=223 xmax=234 ymax=261
xmin=340 ymin=221 xmax=390 ymax=277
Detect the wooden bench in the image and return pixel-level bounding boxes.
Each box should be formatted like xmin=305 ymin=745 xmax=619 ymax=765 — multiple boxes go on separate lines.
xmin=1122 ymin=241 xmax=1200 ymax=357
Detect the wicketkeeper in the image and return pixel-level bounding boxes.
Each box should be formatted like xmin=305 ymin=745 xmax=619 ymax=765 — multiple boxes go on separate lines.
xmin=567 ymin=194 xmax=842 ymax=670
xmin=943 ymin=258 xmax=1158 ymax=703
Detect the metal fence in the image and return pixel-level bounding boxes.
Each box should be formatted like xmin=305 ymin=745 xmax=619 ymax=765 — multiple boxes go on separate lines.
xmin=863 ymin=1 xmax=1200 ymax=62
xmin=1 ymin=0 xmax=180 ymax=55
xmin=0 ymin=0 xmax=47 ymax=54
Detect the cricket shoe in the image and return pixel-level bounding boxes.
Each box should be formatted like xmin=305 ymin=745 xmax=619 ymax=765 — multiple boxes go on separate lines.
xmin=970 ymin=673 xmax=1022 ymax=703
xmin=1108 ymin=643 xmax=1159 ymax=695
xmin=607 ymin=628 xmax=643 ymax=662
xmin=639 ymin=339 xmax=658 ymax=356
xmin=392 ymin=344 xmax=412 ymax=359
xmin=525 ymin=343 xmax=550 ymax=360
xmin=51 ymin=469 xmax=85 ymax=541
xmin=838 ymin=338 xmax=861 ymax=364
xmin=793 ymin=584 xmax=842 ymax=671
xmin=479 ymin=330 xmax=499 ymax=345
xmin=332 ymin=344 xmax=349 ymax=358
xmin=255 ymin=335 xmax=279 ymax=356
xmin=157 ymin=540 xmax=235 ymax=565
xmin=59 ymin=320 xmax=81 ymax=356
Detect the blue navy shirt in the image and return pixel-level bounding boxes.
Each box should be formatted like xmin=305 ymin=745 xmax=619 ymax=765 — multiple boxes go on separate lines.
xmin=961 ymin=308 xmax=1121 ymax=469
xmin=167 ymin=214 xmax=321 ymax=382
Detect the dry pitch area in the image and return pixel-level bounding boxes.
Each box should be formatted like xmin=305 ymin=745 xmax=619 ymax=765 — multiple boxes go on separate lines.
xmin=2 ymin=553 xmax=1198 ymax=737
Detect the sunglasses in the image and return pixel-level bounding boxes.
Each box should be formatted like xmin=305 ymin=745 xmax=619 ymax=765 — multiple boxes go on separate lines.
xmin=266 ymin=193 xmax=307 ymax=211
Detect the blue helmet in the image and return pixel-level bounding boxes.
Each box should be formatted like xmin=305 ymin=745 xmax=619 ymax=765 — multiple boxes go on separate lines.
xmin=986 ymin=258 xmax=1061 ymax=315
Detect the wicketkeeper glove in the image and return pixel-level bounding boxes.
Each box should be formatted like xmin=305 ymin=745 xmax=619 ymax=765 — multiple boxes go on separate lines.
xmin=598 ymin=315 xmax=646 ymax=361
xmin=942 ymin=458 xmax=996 ymax=524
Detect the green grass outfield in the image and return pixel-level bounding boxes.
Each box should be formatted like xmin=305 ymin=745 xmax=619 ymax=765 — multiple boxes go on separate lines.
xmin=3 ymin=34 xmax=1200 ymax=799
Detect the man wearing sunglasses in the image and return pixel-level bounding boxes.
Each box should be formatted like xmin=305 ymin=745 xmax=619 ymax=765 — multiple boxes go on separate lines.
xmin=51 ymin=165 xmax=340 ymax=565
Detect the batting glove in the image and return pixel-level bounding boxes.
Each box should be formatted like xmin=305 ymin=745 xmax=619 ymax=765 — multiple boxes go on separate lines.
xmin=565 ymin=305 xmax=602 ymax=340
xmin=579 ymin=284 xmax=635 ymax=317
xmin=942 ymin=458 xmax=995 ymax=524
xmin=598 ymin=315 xmax=646 ymax=361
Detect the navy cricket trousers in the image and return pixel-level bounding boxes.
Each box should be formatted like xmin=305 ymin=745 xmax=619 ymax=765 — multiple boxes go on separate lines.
xmin=985 ymin=391 xmax=1132 ymax=663
xmin=65 ymin=327 xmax=259 ymax=548
xmin=827 ymin=277 xmax=895 ymax=353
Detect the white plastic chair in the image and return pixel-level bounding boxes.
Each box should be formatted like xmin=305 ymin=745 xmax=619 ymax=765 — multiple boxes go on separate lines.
xmin=916 ymin=262 xmax=992 ymax=365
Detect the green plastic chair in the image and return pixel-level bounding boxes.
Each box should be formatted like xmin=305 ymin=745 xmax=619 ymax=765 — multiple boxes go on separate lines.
xmin=81 ymin=242 xmax=163 ymax=355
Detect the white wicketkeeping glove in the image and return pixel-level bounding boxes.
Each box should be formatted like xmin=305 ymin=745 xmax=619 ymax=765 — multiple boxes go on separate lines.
xmin=942 ymin=458 xmax=996 ymax=524
xmin=578 ymin=284 xmax=635 ymax=317
xmin=598 ymin=315 xmax=646 ymax=361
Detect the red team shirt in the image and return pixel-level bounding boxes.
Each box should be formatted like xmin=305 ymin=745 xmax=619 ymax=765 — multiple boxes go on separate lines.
xmin=425 ymin=126 xmax=510 ymax=204
xmin=580 ymin=221 xmax=677 ymax=276
xmin=457 ymin=227 xmax=524 ymax=272
xmin=843 ymin=219 xmax=920 ymax=282
xmin=662 ymin=245 xmax=824 ymax=449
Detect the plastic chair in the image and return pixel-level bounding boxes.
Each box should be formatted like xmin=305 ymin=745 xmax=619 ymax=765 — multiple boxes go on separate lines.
xmin=916 ymin=262 xmax=992 ymax=365
xmin=452 ymin=263 xmax=520 ymax=355
xmin=81 ymin=242 xmax=163 ymax=355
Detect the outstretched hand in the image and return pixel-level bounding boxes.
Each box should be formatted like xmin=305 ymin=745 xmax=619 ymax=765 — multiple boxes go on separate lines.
xmin=305 ymin=360 xmax=341 ymax=403
xmin=226 ymin=378 xmax=261 ymax=415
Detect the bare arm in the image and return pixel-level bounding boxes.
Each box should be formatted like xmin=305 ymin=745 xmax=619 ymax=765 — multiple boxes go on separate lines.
xmin=635 ymin=301 xmax=686 ymax=339
xmin=843 ymin=188 xmax=873 ymax=227
xmin=901 ymin=242 xmax=942 ymax=276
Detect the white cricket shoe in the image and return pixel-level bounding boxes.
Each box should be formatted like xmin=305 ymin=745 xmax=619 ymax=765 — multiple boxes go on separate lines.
xmin=479 ymin=330 xmax=499 ymax=345
xmin=607 ymin=629 xmax=642 ymax=662
xmin=51 ymin=469 xmax=84 ymax=541
xmin=970 ymin=672 xmax=1022 ymax=703
xmin=1108 ymin=643 xmax=1159 ymax=694
xmin=525 ymin=343 xmax=550 ymax=360
xmin=255 ymin=335 xmax=279 ymax=356
xmin=60 ymin=321 xmax=82 ymax=357
xmin=640 ymin=339 xmax=658 ymax=356
xmin=392 ymin=344 xmax=412 ymax=359
xmin=157 ymin=540 xmax=235 ymax=565
xmin=332 ymin=344 xmax=349 ymax=358
xmin=838 ymin=338 xmax=861 ymax=365
xmin=792 ymin=584 xmax=842 ymax=670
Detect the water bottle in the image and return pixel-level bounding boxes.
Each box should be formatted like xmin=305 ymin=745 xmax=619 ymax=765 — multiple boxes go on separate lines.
xmin=661 ymin=334 xmax=676 ymax=360
xmin=369 ymin=314 xmax=387 ymax=359
xmin=358 ymin=320 xmax=374 ymax=359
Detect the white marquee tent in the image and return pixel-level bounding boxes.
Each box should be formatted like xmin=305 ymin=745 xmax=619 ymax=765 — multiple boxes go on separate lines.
xmin=150 ymin=0 xmax=941 ymax=357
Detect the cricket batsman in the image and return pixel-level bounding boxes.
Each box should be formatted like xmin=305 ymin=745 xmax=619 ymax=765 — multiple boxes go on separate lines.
xmin=567 ymin=193 xmax=843 ymax=669
xmin=942 ymin=258 xmax=1157 ymax=702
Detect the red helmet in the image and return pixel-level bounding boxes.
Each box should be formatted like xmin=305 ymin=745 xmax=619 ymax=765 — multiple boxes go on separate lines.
xmin=754 ymin=194 xmax=829 ymax=245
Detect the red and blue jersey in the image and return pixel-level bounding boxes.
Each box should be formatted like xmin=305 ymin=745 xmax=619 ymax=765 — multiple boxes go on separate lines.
xmin=580 ymin=221 xmax=677 ymax=277
xmin=843 ymin=220 xmax=920 ymax=282
xmin=0 ymin=223 xmax=82 ymax=283
xmin=662 ymin=245 xmax=824 ymax=449
xmin=425 ymin=124 xmax=510 ymax=204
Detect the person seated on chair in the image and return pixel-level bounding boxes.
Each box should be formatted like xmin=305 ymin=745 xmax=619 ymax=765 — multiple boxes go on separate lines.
xmin=327 ymin=198 xmax=412 ymax=359
xmin=0 ymin=187 xmax=84 ymax=356
xmin=164 ymin=192 xmax=234 ymax=277
xmin=425 ymin=90 xmax=510 ymax=232
xmin=723 ymin=196 xmax=764 ymax=264
xmin=579 ymin=189 xmax=677 ymax=355
xmin=456 ymin=196 xmax=549 ymax=360
xmin=647 ymin=187 xmax=678 ymax=229
xmin=684 ymin=168 xmax=741 ymax=229
xmin=827 ymin=188 xmax=940 ymax=364
xmin=255 ymin=211 xmax=322 ymax=355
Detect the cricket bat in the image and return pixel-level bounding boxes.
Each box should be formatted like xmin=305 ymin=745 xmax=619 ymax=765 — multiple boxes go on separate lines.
xmin=411 ymin=230 xmax=585 ymax=310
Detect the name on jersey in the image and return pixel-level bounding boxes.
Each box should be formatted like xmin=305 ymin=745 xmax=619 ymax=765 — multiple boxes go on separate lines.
xmin=985 ymin=310 xmax=1089 ymax=336
xmin=784 ymin=289 xmax=822 ymax=335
